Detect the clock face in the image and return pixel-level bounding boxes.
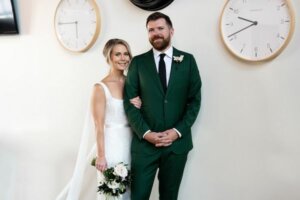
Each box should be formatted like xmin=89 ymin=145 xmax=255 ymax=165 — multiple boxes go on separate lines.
xmin=220 ymin=0 xmax=294 ymax=62
xmin=54 ymin=0 xmax=101 ymax=52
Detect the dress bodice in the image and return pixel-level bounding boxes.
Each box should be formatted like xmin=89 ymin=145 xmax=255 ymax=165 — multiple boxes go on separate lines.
xmin=98 ymin=82 xmax=129 ymax=126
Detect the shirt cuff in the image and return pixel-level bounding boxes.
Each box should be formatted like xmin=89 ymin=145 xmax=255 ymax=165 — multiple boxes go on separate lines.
xmin=173 ymin=128 xmax=182 ymax=138
xmin=143 ymin=130 xmax=151 ymax=138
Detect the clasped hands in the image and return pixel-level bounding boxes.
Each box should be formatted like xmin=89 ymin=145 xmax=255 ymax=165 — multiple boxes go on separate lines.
xmin=129 ymin=97 xmax=179 ymax=147
xmin=144 ymin=129 xmax=179 ymax=147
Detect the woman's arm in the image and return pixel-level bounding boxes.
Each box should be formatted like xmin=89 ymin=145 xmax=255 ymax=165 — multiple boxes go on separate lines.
xmin=91 ymin=84 xmax=107 ymax=172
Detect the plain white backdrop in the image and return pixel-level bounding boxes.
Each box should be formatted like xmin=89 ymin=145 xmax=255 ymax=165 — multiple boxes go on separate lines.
xmin=0 ymin=0 xmax=300 ymax=199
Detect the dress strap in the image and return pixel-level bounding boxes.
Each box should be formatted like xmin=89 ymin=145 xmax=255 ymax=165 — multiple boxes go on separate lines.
xmin=98 ymin=82 xmax=112 ymax=99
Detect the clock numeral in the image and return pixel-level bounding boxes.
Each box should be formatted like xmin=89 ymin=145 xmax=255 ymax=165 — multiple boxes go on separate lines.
xmin=267 ymin=43 xmax=273 ymax=53
xmin=226 ymin=22 xmax=234 ymax=26
xmin=234 ymin=9 xmax=239 ymax=14
xmin=254 ymin=47 xmax=258 ymax=57
xmin=240 ymin=44 xmax=246 ymax=53
xmin=229 ymin=7 xmax=239 ymax=14
xmin=269 ymin=48 xmax=273 ymax=53
xmin=280 ymin=19 xmax=290 ymax=24
xmin=277 ymin=3 xmax=285 ymax=11
xmin=229 ymin=34 xmax=237 ymax=41
xmin=277 ymin=33 xmax=285 ymax=40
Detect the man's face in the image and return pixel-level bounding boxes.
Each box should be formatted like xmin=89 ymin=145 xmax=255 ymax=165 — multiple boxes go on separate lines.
xmin=147 ymin=18 xmax=174 ymax=51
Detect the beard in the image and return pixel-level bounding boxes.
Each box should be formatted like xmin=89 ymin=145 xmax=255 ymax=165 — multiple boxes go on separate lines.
xmin=149 ymin=35 xmax=171 ymax=51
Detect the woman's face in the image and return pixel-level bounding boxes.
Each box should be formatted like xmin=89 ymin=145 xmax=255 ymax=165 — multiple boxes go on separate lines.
xmin=110 ymin=44 xmax=130 ymax=71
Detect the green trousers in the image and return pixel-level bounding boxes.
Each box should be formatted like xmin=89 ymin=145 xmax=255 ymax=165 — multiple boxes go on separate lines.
xmin=131 ymin=148 xmax=188 ymax=200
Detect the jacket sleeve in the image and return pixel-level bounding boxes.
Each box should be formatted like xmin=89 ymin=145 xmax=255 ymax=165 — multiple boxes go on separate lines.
xmin=123 ymin=57 xmax=150 ymax=140
xmin=174 ymin=55 xmax=201 ymax=137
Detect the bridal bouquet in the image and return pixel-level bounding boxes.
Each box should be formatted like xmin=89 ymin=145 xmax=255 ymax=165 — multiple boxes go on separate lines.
xmin=91 ymin=158 xmax=131 ymax=199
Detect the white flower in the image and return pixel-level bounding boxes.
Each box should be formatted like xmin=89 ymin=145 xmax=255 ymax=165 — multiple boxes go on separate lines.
xmin=107 ymin=180 xmax=120 ymax=189
xmin=173 ymin=55 xmax=184 ymax=63
xmin=113 ymin=163 xmax=128 ymax=178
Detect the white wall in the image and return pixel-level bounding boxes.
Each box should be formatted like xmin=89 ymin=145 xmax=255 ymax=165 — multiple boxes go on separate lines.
xmin=0 ymin=0 xmax=300 ymax=199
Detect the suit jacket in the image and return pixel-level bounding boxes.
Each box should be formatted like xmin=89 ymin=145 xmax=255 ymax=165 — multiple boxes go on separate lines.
xmin=124 ymin=47 xmax=201 ymax=155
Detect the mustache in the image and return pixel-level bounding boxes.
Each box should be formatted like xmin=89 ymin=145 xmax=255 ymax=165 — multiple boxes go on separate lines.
xmin=152 ymin=36 xmax=164 ymax=41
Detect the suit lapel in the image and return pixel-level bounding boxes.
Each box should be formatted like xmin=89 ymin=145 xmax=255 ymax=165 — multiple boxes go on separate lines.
xmin=144 ymin=50 xmax=165 ymax=94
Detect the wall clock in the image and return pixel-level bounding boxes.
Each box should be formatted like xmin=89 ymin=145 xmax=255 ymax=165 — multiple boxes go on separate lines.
xmin=129 ymin=0 xmax=174 ymax=11
xmin=220 ymin=0 xmax=295 ymax=62
xmin=54 ymin=0 xmax=101 ymax=52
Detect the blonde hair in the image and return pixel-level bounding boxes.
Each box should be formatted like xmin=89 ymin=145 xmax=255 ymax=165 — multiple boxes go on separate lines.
xmin=103 ymin=39 xmax=132 ymax=64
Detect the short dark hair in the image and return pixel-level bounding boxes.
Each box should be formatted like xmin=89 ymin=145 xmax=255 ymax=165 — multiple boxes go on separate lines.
xmin=146 ymin=12 xmax=173 ymax=28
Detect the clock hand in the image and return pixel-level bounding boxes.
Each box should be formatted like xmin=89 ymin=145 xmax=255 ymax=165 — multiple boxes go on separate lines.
xmin=238 ymin=16 xmax=257 ymax=24
xmin=75 ymin=21 xmax=78 ymax=39
xmin=58 ymin=21 xmax=77 ymax=25
xmin=228 ymin=21 xmax=258 ymax=38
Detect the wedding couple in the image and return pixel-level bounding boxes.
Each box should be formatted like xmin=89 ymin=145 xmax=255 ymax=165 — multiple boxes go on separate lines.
xmin=57 ymin=12 xmax=201 ymax=200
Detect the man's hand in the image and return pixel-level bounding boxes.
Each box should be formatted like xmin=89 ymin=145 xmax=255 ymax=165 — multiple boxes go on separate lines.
xmin=155 ymin=129 xmax=179 ymax=147
xmin=144 ymin=132 xmax=172 ymax=147
xmin=144 ymin=129 xmax=179 ymax=147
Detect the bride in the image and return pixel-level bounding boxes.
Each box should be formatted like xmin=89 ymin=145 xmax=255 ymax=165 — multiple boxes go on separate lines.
xmin=56 ymin=39 xmax=140 ymax=200
xmin=93 ymin=38 xmax=141 ymax=199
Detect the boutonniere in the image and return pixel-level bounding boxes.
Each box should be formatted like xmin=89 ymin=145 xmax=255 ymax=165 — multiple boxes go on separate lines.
xmin=173 ymin=55 xmax=184 ymax=63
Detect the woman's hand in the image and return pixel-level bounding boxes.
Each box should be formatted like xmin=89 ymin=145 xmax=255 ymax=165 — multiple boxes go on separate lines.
xmin=130 ymin=96 xmax=142 ymax=109
xmin=95 ymin=156 xmax=107 ymax=172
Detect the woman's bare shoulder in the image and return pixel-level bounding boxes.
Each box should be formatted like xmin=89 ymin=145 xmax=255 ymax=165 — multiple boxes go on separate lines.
xmin=92 ymin=82 xmax=105 ymax=97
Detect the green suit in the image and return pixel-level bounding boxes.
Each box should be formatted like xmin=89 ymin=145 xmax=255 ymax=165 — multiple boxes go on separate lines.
xmin=124 ymin=47 xmax=201 ymax=200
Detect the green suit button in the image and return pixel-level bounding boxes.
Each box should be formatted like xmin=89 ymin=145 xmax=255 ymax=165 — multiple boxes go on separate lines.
xmin=164 ymin=100 xmax=168 ymax=103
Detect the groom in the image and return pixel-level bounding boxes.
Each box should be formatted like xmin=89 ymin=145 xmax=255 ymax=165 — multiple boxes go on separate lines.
xmin=124 ymin=12 xmax=201 ymax=200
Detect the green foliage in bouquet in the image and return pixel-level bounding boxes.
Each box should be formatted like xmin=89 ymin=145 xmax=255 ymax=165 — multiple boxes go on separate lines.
xmin=91 ymin=158 xmax=131 ymax=198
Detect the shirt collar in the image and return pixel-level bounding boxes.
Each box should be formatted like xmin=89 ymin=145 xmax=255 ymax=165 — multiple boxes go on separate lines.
xmin=153 ymin=46 xmax=173 ymax=59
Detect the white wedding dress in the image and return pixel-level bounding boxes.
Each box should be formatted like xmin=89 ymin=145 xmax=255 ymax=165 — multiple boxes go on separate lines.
xmin=97 ymin=82 xmax=132 ymax=200
xmin=56 ymin=82 xmax=132 ymax=200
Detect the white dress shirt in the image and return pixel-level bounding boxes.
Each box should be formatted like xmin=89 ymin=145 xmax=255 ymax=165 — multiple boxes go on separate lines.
xmin=153 ymin=46 xmax=173 ymax=86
